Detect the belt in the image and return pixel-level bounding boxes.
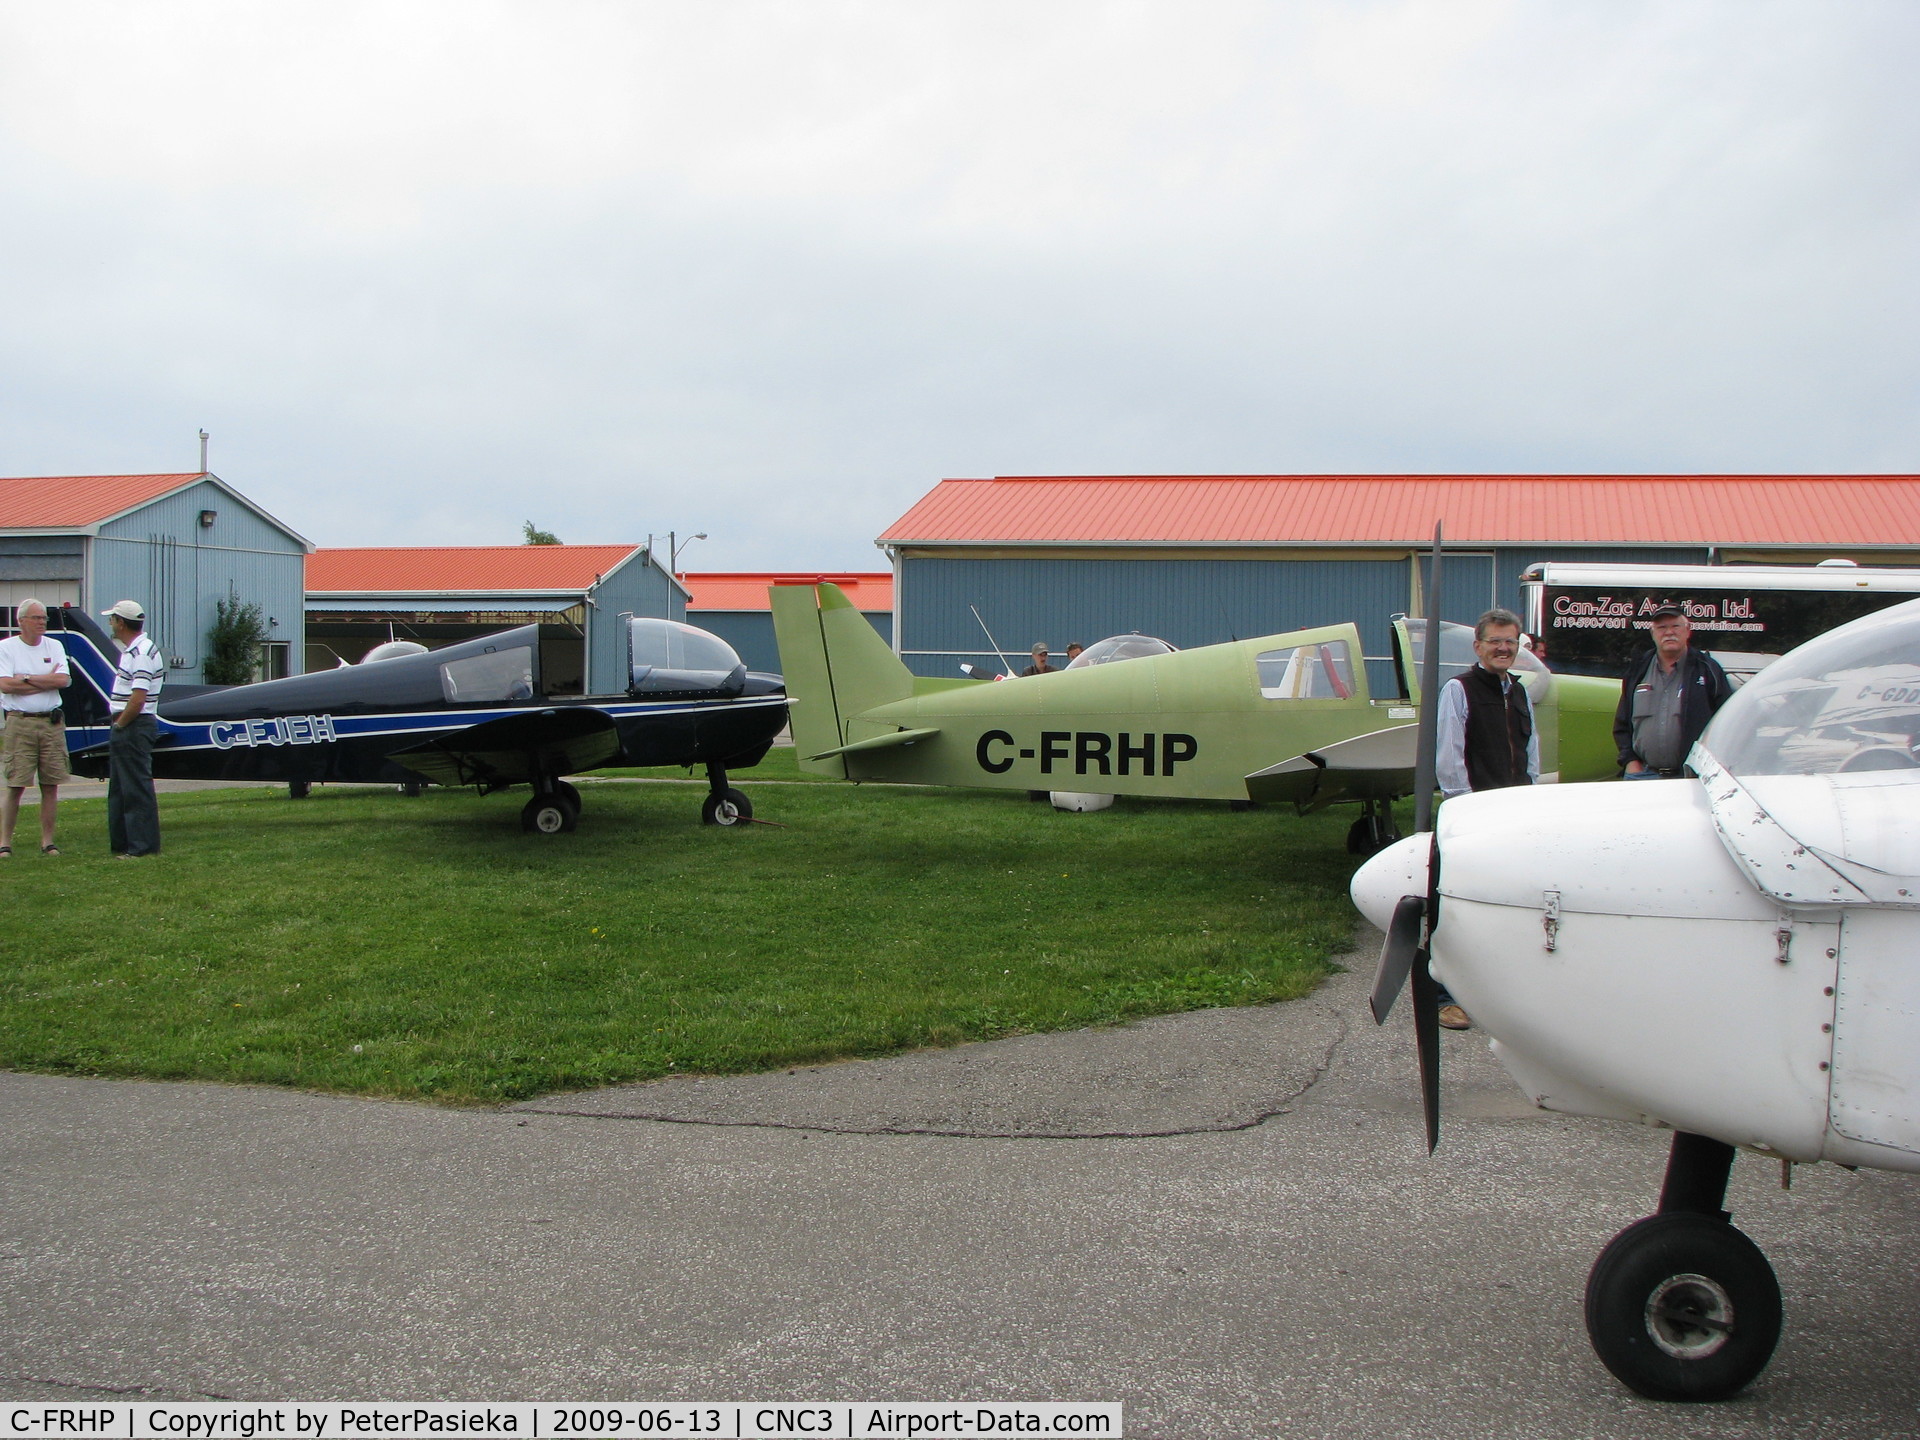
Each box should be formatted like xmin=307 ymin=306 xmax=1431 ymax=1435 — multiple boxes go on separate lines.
xmin=3 ymin=709 xmax=60 ymax=721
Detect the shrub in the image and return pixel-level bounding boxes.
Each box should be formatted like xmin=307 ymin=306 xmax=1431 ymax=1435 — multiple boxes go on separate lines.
xmin=205 ymin=596 xmax=270 ymax=685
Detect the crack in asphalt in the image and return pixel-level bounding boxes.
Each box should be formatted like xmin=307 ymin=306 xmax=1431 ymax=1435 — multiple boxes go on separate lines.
xmin=512 ymin=1008 xmax=1356 ymax=1140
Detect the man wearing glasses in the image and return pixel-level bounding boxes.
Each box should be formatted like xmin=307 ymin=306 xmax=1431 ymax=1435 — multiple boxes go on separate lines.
xmin=1432 ymin=607 xmax=1539 ymax=1030
xmin=0 ymin=598 xmax=72 ymax=857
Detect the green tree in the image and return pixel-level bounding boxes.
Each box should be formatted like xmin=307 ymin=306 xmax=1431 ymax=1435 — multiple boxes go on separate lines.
xmin=205 ymin=595 xmax=270 ymax=685
xmin=522 ymin=520 xmax=561 ymax=545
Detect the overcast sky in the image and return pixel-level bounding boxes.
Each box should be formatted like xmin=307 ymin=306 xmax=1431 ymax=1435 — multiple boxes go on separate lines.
xmin=1 ymin=1 xmax=1913 ymax=569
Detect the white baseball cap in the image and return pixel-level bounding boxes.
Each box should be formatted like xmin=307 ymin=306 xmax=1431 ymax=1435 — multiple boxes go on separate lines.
xmin=101 ymin=600 xmax=146 ymax=622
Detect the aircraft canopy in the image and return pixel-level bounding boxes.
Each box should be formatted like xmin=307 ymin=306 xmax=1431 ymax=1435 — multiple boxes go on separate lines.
xmin=1696 ymin=598 xmax=1920 ymax=905
xmin=1064 ymin=634 xmax=1177 ymax=668
xmin=628 ymin=617 xmax=747 ymax=696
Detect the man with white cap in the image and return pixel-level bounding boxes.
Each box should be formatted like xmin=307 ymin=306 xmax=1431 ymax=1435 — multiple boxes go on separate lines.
xmin=0 ymin=598 xmax=72 ymax=856
xmin=103 ymin=599 xmax=165 ymax=857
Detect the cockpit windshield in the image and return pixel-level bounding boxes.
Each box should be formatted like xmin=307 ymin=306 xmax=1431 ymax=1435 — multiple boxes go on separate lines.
xmin=1064 ymin=634 xmax=1178 ymax=668
xmin=627 ymin=618 xmax=746 ymax=696
xmin=1701 ymin=598 xmax=1920 ymax=779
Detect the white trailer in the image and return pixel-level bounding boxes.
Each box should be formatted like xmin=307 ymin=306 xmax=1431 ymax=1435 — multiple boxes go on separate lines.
xmin=1520 ymin=560 xmax=1920 ymax=681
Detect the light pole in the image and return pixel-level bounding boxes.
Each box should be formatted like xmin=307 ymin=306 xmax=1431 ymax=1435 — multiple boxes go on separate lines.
xmin=668 ymin=531 xmax=707 ymax=580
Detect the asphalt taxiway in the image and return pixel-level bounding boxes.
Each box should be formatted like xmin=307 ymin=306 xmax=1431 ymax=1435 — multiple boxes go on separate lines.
xmin=3 ymin=934 xmax=1916 ymax=1438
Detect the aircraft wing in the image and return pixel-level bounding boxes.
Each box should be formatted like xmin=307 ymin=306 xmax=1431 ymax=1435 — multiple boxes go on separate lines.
xmin=389 ymin=708 xmax=623 ymax=787
xmin=1244 ymin=724 xmax=1417 ymax=807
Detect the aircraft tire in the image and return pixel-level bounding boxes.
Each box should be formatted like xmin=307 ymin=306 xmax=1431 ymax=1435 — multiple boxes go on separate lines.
xmin=401 ymin=780 xmax=424 ymax=798
xmin=701 ymin=786 xmax=753 ymax=826
xmin=522 ymin=794 xmax=580 ymax=835
xmin=1584 ymin=1212 xmax=1781 ymax=1402
xmin=288 ymin=781 xmax=312 ymax=800
xmin=553 ymin=780 xmax=581 ymax=811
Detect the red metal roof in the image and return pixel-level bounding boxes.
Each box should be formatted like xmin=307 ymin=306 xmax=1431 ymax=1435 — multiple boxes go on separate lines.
xmin=878 ymin=476 xmax=1920 ymax=548
xmin=0 ymin=473 xmax=203 ymax=528
xmin=308 ymin=545 xmax=644 ymax=593
xmin=683 ymin=572 xmax=893 ymax=611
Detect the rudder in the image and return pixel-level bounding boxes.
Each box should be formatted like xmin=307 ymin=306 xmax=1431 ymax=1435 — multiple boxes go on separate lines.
xmin=769 ymin=582 xmax=914 ymax=777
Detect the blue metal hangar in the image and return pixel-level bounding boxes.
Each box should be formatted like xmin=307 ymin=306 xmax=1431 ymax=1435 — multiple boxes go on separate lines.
xmin=682 ymin=571 xmax=893 ymax=674
xmin=0 ymin=471 xmax=311 ymax=680
xmin=305 ymin=544 xmax=686 ymax=695
xmin=876 ymin=474 xmax=1920 ymax=677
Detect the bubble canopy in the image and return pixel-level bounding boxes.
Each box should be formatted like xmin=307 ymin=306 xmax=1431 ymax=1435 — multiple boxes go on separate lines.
xmin=627 ymin=617 xmax=746 ymax=695
xmin=1064 ymin=634 xmax=1178 ymax=669
xmin=1701 ymin=598 xmax=1920 ymax=779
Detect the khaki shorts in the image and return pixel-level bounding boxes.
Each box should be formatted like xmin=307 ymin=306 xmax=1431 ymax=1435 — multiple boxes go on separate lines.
xmin=3 ymin=712 xmax=72 ymax=787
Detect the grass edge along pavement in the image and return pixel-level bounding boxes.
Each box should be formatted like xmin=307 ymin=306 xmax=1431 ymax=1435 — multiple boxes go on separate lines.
xmin=0 ymin=779 xmax=1366 ymax=1105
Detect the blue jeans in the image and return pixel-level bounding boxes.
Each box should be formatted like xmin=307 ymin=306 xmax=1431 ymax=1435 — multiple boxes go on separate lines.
xmin=108 ymin=715 xmax=160 ymax=856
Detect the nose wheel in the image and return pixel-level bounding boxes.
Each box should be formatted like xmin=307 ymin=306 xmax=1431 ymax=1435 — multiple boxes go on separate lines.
xmin=701 ymin=762 xmax=753 ymax=826
xmin=1584 ymin=1133 xmax=1782 ymax=1401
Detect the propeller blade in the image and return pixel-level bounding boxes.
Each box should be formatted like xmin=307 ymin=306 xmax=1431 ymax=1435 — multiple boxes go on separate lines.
xmin=1409 ymin=523 xmax=1446 ymax=1152
xmin=1369 ymin=893 xmax=1426 ymax=1025
xmin=1411 ymin=520 xmax=1444 ymax=835
xmin=1411 ymin=945 xmax=1442 ymax=1154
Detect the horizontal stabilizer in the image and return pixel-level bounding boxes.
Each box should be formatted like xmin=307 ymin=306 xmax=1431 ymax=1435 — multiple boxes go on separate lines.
xmin=807 ymin=726 xmax=940 ymax=761
xmin=1244 ymin=724 xmax=1417 ymax=805
xmin=390 ymin=708 xmax=622 ymax=787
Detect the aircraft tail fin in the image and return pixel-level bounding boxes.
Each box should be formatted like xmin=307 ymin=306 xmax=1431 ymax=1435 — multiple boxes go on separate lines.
xmin=769 ymin=582 xmax=915 ymax=778
xmin=47 ymin=604 xmax=119 ymax=725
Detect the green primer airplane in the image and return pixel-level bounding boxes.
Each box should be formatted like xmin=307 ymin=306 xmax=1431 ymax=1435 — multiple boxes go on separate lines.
xmin=771 ymin=582 xmax=1621 ymax=849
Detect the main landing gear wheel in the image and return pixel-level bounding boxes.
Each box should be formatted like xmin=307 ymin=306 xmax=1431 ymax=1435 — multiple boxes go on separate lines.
xmin=701 ymin=786 xmax=753 ymax=826
xmin=521 ymin=792 xmax=580 ymax=834
xmin=1346 ymin=804 xmax=1402 ymax=855
xmin=1584 ymin=1212 xmax=1782 ymax=1402
xmin=287 ymin=781 xmax=312 ymax=800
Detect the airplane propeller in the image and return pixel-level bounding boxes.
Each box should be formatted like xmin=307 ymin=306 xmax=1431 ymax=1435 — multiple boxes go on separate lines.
xmin=1367 ymin=521 xmax=1446 ymax=1152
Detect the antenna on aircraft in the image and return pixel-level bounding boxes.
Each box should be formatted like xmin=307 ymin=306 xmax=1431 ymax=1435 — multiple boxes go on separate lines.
xmin=968 ymin=604 xmax=1018 ymax=679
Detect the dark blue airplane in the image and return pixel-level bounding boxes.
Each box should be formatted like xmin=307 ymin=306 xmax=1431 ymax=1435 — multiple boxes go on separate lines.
xmin=47 ymin=606 xmax=787 ymax=833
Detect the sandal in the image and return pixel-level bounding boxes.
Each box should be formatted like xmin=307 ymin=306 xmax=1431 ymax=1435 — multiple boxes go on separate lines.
xmin=0 ymin=846 xmax=10 ymax=858
xmin=41 ymin=844 xmax=60 ymax=856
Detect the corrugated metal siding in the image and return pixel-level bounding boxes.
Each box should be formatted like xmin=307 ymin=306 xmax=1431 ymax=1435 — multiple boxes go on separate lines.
xmin=0 ymin=535 xmax=84 ymax=582
xmin=93 ymin=481 xmax=306 ymax=681
xmin=700 ymin=608 xmax=891 ymax=675
xmin=585 ymin=557 xmax=676 ymax=694
xmin=897 ymin=557 xmax=1409 ymax=677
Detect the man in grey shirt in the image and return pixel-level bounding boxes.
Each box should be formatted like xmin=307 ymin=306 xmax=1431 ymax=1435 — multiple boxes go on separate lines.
xmin=1612 ymin=603 xmax=1732 ymax=779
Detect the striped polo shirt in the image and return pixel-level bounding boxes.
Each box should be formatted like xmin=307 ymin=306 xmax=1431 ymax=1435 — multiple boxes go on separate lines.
xmin=111 ymin=631 xmax=167 ymax=707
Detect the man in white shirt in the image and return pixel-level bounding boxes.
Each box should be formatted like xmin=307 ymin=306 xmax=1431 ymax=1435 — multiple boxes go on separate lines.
xmin=104 ymin=599 xmax=166 ymax=857
xmin=0 ymin=598 xmax=72 ymax=857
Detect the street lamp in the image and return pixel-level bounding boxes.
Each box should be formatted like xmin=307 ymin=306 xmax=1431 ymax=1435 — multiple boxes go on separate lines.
xmin=669 ymin=531 xmax=707 ymax=580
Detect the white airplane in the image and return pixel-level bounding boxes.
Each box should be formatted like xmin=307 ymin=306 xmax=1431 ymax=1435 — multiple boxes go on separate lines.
xmin=1353 ymin=594 xmax=1920 ymax=1403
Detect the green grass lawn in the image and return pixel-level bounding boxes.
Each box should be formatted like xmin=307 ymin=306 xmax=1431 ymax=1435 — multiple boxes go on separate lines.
xmin=1 ymin=775 xmax=1365 ymax=1104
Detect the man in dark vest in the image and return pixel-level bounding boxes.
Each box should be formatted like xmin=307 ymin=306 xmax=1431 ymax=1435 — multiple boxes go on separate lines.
xmin=1613 ymin=602 xmax=1732 ymax=779
xmin=1432 ymin=607 xmax=1538 ymax=1029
